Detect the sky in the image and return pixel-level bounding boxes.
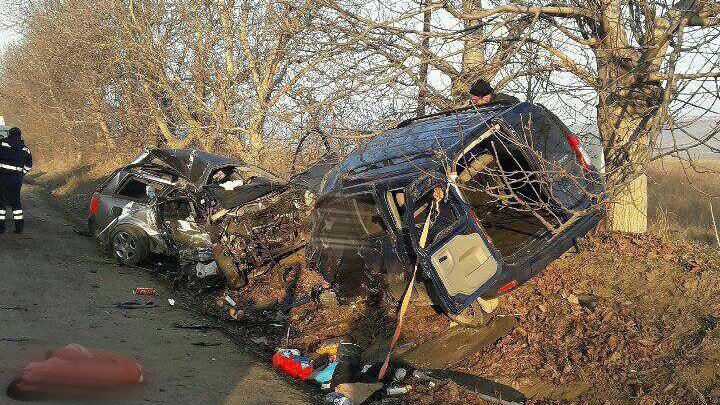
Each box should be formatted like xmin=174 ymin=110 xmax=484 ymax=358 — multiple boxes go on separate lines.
xmin=0 ymin=0 xmax=19 ymax=55
xmin=0 ymin=25 xmax=19 ymax=55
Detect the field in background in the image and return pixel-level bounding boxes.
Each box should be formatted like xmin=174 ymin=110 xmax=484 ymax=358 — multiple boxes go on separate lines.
xmin=648 ymin=158 xmax=720 ymax=245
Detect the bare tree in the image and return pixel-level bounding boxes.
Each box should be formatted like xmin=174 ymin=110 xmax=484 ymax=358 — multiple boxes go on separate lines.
xmin=324 ymin=0 xmax=720 ymax=233
xmin=1 ymin=0 xmax=718 ymax=236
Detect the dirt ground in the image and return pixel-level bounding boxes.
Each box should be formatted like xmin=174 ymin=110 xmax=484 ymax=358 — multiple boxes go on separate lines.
xmin=0 ymin=183 xmax=315 ymax=405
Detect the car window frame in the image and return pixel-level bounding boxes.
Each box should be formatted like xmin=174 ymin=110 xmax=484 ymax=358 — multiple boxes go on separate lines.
xmin=112 ymin=174 xmax=161 ymax=204
xmin=315 ymin=191 xmax=390 ymax=243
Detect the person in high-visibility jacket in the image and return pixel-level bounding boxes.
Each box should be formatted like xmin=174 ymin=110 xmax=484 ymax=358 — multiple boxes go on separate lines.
xmin=0 ymin=127 xmax=32 ymax=233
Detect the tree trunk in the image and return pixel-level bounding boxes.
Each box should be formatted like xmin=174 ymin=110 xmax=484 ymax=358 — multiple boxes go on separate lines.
xmin=416 ymin=0 xmax=431 ymax=116
xmin=597 ymin=88 xmax=658 ymax=234
xmin=455 ymin=0 xmax=484 ymax=99
xmin=594 ymin=0 xmax=660 ymax=234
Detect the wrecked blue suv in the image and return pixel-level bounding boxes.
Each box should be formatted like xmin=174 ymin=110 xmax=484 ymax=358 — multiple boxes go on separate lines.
xmin=308 ymin=101 xmax=604 ymax=324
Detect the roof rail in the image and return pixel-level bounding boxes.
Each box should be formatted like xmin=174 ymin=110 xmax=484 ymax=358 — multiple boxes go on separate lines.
xmin=394 ymin=99 xmax=518 ymax=129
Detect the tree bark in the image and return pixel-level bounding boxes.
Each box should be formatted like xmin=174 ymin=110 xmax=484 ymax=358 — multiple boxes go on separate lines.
xmin=598 ymin=100 xmax=652 ymax=233
xmin=455 ymin=0 xmax=485 ymax=99
xmin=417 ymin=0 xmax=431 ymax=116
xmin=594 ymin=0 xmax=657 ymax=234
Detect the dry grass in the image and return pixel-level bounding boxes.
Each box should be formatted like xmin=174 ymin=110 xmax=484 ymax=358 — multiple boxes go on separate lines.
xmin=468 ymin=233 xmax=720 ymax=404
xmin=648 ymin=158 xmax=720 ymax=246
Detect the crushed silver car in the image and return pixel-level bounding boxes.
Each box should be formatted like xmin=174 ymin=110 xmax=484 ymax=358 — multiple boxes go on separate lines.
xmin=88 ymin=149 xmax=298 ymax=275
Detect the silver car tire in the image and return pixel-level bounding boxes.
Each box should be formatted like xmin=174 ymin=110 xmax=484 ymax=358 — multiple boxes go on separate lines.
xmin=111 ymin=226 xmax=150 ymax=266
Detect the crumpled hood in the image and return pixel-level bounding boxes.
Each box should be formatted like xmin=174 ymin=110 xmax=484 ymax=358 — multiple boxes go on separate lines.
xmin=127 ymin=148 xmax=245 ymax=186
xmin=206 ymin=177 xmax=289 ymax=209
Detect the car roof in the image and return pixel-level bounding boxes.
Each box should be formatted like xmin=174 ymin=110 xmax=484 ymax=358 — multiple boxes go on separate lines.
xmin=319 ymin=101 xmax=577 ymax=197
xmin=334 ymin=102 xmax=528 ymax=180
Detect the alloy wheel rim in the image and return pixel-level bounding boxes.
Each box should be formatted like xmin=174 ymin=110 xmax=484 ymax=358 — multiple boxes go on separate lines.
xmin=113 ymin=231 xmax=137 ymax=262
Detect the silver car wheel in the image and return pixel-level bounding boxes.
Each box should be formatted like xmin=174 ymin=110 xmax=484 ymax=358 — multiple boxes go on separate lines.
xmin=113 ymin=231 xmax=137 ymax=263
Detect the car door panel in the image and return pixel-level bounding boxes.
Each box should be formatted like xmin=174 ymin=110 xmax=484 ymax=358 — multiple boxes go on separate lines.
xmin=430 ymin=233 xmax=498 ymax=296
xmin=404 ymin=174 xmax=504 ymax=314
xmin=159 ymin=198 xmax=211 ymax=253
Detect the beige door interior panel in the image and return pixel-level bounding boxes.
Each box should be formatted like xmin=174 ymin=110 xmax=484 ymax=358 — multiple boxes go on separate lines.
xmin=430 ymin=233 xmax=498 ymax=296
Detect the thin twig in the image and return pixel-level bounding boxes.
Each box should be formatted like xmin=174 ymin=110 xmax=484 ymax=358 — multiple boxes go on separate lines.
xmin=710 ymin=200 xmax=720 ymax=248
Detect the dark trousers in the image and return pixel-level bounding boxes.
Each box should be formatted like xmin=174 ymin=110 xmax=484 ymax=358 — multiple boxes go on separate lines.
xmin=0 ymin=172 xmax=24 ymax=232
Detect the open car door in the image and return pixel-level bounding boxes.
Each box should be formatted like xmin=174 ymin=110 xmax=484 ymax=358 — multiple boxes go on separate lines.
xmin=404 ymin=174 xmax=504 ymax=314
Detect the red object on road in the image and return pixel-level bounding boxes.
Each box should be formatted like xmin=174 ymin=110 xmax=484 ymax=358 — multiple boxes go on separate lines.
xmin=272 ymin=350 xmax=313 ymax=380
xmin=6 ymin=344 xmax=143 ymax=401
xmin=132 ymin=288 xmax=157 ymax=296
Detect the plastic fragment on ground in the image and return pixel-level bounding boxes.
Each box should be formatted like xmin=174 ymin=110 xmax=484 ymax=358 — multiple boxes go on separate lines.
xmin=334 ymin=382 xmax=383 ymax=404
xmin=313 ymin=361 xmax=337 ymax=384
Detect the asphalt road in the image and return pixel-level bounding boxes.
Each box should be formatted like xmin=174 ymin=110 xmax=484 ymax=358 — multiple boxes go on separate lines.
xmin=0 ymin=184 xmax=313 ymax=405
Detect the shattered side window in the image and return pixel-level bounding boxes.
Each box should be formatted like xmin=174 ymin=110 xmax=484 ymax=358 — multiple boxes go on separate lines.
xmin=316 ymin=194 xmax=388 ymax=240
xmin=115 ymin=177 xmax=155 ymax=203
xmin=352 ymin=194 xmax=388 ymax=237
xmin=412 ymin=189 xmax=459 ymax=245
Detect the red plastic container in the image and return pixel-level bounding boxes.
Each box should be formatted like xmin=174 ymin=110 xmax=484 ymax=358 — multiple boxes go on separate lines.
xmin=272 ymin=352 xmax=312 ymax=380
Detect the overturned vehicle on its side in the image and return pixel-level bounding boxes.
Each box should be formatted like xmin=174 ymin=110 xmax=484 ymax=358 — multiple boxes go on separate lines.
xmin=88 ymin=148 xmax=315 ymax=286
xmin=308 ymin=101 xmax=605 ymax=324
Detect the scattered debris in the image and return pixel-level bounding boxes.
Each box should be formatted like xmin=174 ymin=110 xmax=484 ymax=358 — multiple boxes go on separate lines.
xmin=115 ymin=300 xmax=158 ymax=310
xmin=324 ymin=392 xmax=352 ymax=405
xmin=396 ymin=341 xmax=416 ymax=350
xmin=1 ymin=337 xmax=30 ymax=343
xmin=0 ymin=305 xmax=27 ymax=311
xmin=250 ymin=336 xmax=269 ymax=346
xmin=191 ymin=342 xmax=221 ymax=347
xmin=272 ymin=349 xmax=313 ymax=380
xmin=228 ymin=308 xmax=242 ymax=320
xmin=195 ymin=261 xmax=219 ymax=278
xmin=312 ymin=361 xmax=338 ymax=385
xmin=335 ymin=382 xmax=383 ymax=404
xmin=174 ymin=322 xmax=220 ymax=330
xmin=316 ymin=338 xmax=343 ymax=356
xmin=223 ymin=294 xmax=237 ymax=307
xmin=423 ymin=369 xmax=526 ymax=404
xmin=132 ymin=287 xmax=157 ymax=296
xmin=385 ymin=385 xmax=411 ymax=396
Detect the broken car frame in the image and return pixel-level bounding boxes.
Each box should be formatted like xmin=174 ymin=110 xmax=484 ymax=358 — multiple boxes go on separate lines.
xmin=308 ymin=100 xmax=605 ymax=324
xmin=88 ymin=100 xmax=604 ymax=324
xmin=88 ymin=149 xmax=314 ymax=286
